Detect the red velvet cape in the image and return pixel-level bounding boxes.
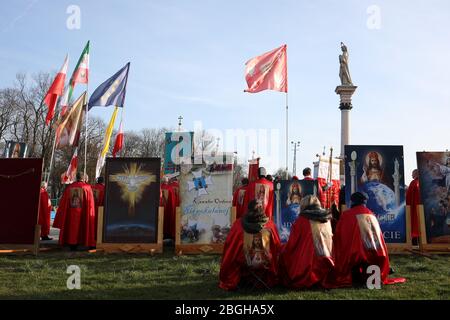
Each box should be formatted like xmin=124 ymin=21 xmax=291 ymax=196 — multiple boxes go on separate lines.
xmin=406 ymin=178 xmax=421 ymax=238
xmin=219 ymin=218 xmax=281 ymax=291
xmin=243 ymin=178 xmax=274 ymax=220
xmin=232 ymin=185 xmax=248 ymax=219
xmin=53 ymin=181 xmax=96 ymax=247
xmin=38 ymin=188 xmax=52 ymax=237
xmin=160 ymin=183 xmax=176 ymax=238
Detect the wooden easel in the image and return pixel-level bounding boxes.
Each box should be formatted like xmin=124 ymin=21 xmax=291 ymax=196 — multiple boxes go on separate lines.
xmin=175 ymin=206 xmax=236 ymax=255
xmin=0 ymin=225 xmax=41 ymax=256
xmin=418 ymin=205 xmax=450 ymax=253
xmin=96 ymin=207 xmax=164 ymax=254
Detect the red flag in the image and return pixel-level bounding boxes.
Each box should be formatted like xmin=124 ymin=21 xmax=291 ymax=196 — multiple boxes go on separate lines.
xmin=112 ymin=121 xmax=124 ymax=157
xmin=45 ymin=55 xmax=69 ymax=125
xmin=248 ymin=157 xmax=260 ymax=183
xmin=61 ymin=148 xmax=78 ymax=184
xmin=244 ymin=45 xmax=287 ymax=93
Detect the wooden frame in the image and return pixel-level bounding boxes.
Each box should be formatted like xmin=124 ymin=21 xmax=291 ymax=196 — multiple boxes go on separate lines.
xmin=96 ymin=206 xmax=164 ymax=254
xmin=175 ymin=206 xmax=236 ymax=255
xmin=0 ymin=225 xmax=40 ymax=255
xmin=418 ymin=205 xmax=450 ymax=253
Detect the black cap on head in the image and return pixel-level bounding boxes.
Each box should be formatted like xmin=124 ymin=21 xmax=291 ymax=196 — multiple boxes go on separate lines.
xmin=351 ymin=192 xmax=368 ymax=207
xmin=97 ymin=176 xmax=104 ymax=184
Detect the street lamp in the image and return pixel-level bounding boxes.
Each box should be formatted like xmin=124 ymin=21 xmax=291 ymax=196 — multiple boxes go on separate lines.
xmin=291 ymin=141 xmax=300 ymax=176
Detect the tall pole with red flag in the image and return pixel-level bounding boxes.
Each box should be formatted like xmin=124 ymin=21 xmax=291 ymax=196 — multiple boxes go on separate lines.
xmin=244 ymin=44 xmax=288 ymax=177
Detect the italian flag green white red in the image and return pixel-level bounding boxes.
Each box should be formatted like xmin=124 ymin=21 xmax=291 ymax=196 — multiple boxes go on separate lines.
xmin=68 ymin=41 xmax=90 ymax=101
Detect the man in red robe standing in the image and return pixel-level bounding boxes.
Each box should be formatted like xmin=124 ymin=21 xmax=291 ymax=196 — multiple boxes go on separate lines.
xmin=169 ymin=177 xmax=180 ymax=208
xmin=91 ymin=176 xmax=105 ymax=240
xmin=39 ymin=182 xmax=53 ymax=241
xmin=161 ymin=176 xmax=176 ymax=239
xmin=333 ymin=192 xmax=406 ymax=287
xmin=219 ymin=200 xmax=281 ymax=290
xmin=233 ymin=177 xmax=249 ymax=219
xmin=243 ymin=167 xmax=274 ymax=220
xmin=279 ymin=195 xmax=334 ymax=289
xmin=302 ymin=167 xmax=314 ymax=181
xmin=53 ymin=172 xmax=96 ymax=250
xmin=406 ymin=169 xmax=421 ymax=245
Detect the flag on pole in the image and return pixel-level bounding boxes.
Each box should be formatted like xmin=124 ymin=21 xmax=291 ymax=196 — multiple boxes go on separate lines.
xmin=59 ymin=88 xmax=70 ymax=118
xmin=61 ymin=148 xmax=78 ymax=184
xmin=244 ymin=44 xmax=287 ymax=93
xmin=88 ymin=62 xmax=130 ymax=110
xmin=55 ymin=92 xmax=86 ymax=148
xmin=44 ymin=54 xmax=69 ymax=125
xmin=112 ymin=120 xmax=124 ymax=157
xmin=95 ymin=107 xmax=120 ymax=178
xmin=248 ymin=158 xmax=260 ymax=183
xmin=68 ymin=41 xmax=90 ymax=101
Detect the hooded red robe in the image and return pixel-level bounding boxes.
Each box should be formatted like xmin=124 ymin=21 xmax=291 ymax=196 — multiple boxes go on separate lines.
xmin=160 ymin=182 xmax=176 ymax=238
xmin=243 ymin=178 xmax=274 ymax=219
xmin=219 ymin=218 xmax=281 ymax=291
xmin=333 ymin=205 xmax=406 ymax=287
xmin=38 ymin=188 xmax=52 ymax=237
xmin=279 ymin=216 xmax=335 ymax=288
xmin=91 ymin=183 xmax=105 ymax=240
xmin=233 ymin=185 xmax=248 ymax=219
xmin=53 ymin=181 xmax=96 ymax=247
xmin=406 ymin=178 xmax=421 ymax=239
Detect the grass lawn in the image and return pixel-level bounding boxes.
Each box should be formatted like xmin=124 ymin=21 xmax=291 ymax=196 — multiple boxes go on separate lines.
xmin=0 ymin=248 xmax=449 ymax=300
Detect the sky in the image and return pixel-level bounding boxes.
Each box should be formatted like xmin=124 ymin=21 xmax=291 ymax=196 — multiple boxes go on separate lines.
xmin=1 ymin=0 xmax=449 ymax=184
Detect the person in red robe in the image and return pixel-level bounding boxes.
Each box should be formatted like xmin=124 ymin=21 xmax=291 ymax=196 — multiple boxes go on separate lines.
xmin=53 ymin=173 xmax=96 ymax=250
xmin=232 ymin=177 xmax=249 ymax=219
xmin=39 ymin=182 xmax=53 ymax=241
xmin=91 ymin=176 xmax=105 ymax=240
xmin=169 ymin=178 xmax=180 ymax=208
xmin=243 ymin=167 xmax=274 ymax=220
xmin=406 ymin=169 xmax=421 ymax=245
xmin=333 ymin=192 xmax=406 ymax=287
xmin=219 ymin=200 xmax=281 ymax=291
xmin=302 ymin=167 xmax=314 ymax=181
xmin=279 ymin=195 xmax=334 ymax=289
xmin=161 ymin=176 xmax=177 ymax=239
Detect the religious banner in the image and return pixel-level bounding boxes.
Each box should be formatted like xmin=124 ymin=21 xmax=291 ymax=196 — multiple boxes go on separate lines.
xmin=164 ymin=131 xmax=194 ymax=174
xmin=416 ymin=152 xmax=450 ymax=247
xmin=344 ymin=145 xmax=407 ymax=245
xmin=3 ymin=141 xmax=28 ymax=158
xmin=313 ymin=155 xmax=340 ymax=208
xmin=273 ymin=179 xmax=318 ymax=243
xmin=178 ymin=161 xmax=233 ymax=251
xmin=103 ymin=158 xmax=161 ymax=243
xmin=0 ymin=159 xmax=42 ymax=252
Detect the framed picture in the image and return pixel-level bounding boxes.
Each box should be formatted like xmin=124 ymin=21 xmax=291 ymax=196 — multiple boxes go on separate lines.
xmin=416 ymin=152 xmax=450 ymax=251
xmin=176 ymin=161 xmax=234 ymax=254
xmin=0 ymin=159 xmax=42 ymax=254
xmin=3 ymin=141 xmax=28 ymax=158
xmin=97 ymin=157 xmax=163 ymax=253
xmin=273 ymin=179 xmax=318 ymax=243
xmin=344 ymin=145 xmax=411 ymax=251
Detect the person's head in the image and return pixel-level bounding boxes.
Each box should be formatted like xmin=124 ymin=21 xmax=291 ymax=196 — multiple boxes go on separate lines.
xmin=258 ymin=167 xmax=267 ymax=179
xmin=246 ymin=200 xmax=267 ymax=221
xmin=302 ymin=167 xmax=311 ymax=177
xmin=266 ymin=174 xmax=273 ymax=182
xmin=412 ymin=169 xmax=419 ymax=180
xmin=368 ymin=152 xmax=380 ymax=168
xmin=76 ymin=172 xmax=83 ymax=182
xmin=300 ymin=195 xmax=322 ymax=212
xmin=97 ymin=176 xmax=104 ymax=184
xmin=241 ymin=177 xmax=249 ymax=186
xmin=350 ymin=192 xmax=368 ymax=208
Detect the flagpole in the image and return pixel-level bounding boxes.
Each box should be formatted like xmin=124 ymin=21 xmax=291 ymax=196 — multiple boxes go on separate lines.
xmin=285 ymin=92 xmax=289 ymax=179
xmin=84 ymin=81 xmax=89 ymax=181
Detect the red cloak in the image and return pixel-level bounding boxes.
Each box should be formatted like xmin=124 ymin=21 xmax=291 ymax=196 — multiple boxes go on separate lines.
xmin=333 ymin=205 xmax=406 ymax=287
xmin=161 ymin=183 xmax=176 ymax=238
xmin=279 ymin=216 xmax=335 ymax=288
xmin=169 ymin=181 xmax=180 ymax=207
xmin=243 ymin=178 xmax=274 ymax=219
xmin=38 ymin=188 xmax=52 ymax=237
xmin=53 ymin=181 xmax=96 ymax=247
xmin=91 ymin=183 xmax=105 ymax=240
xmin=406 ymin=178 xmax=421 ymax=238
xmin=317 ymin=178 xmax=340 ymax=209
xmin=219 ymin=219 xmax=281 ymax=291
xmin=232 ymin=185 xmax=248 ymax=219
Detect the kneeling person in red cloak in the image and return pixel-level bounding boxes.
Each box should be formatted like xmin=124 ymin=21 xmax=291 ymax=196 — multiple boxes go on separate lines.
xmin=279 ymin=195 xmax=335 ymax=289
xmin=219 ymin=200 xmax=281 ymax=290
xmin=333 ymin=192 xmax=406 ymax=287
xmin=53 ymin=173 xmax=96 ymax=251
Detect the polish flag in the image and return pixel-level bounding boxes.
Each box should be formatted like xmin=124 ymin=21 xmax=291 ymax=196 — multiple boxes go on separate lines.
xmin=244 ymin=45 xmax=287 ymax=93
xmin=61 ymin=148 xmax=78 ymax=184
xmin=44 ymin=55 xmax=69 ymax=125
xmin=112 ymin=121 xmax=124 ymax=158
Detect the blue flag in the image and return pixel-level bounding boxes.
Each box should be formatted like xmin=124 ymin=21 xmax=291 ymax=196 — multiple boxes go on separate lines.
xmin=88 ymin=62 xmax=130 ymax=110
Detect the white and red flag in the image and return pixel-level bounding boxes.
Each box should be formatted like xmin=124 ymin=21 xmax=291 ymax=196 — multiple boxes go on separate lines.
xmin=112 ymin=120 xmax=124 ymax=158
xmin=44 ymin=54 xmax=69 ymax=125
xmin=61 ymin=148 xmax=78 ymax=184
xmin=244 ymin=44 xmax=287 ymax=93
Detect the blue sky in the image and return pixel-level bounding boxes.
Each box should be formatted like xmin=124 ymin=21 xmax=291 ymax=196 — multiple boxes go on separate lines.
xmin=1 ymin=0 xmax=449 ymax=183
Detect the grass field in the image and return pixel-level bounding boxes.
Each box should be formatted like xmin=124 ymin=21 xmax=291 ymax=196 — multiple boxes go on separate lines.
xmin=0 ymin=248 xmax=449 ymax=300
